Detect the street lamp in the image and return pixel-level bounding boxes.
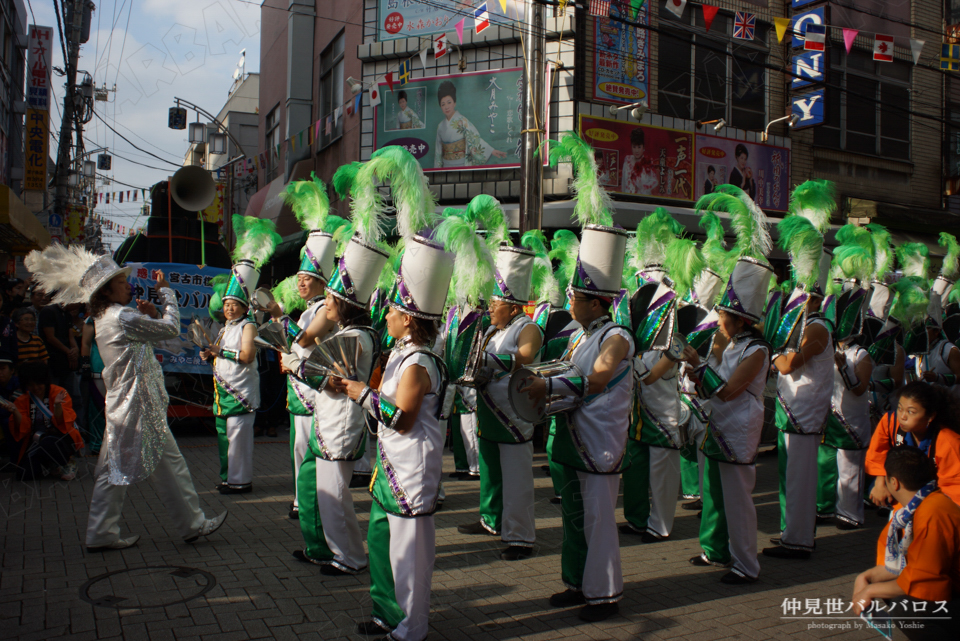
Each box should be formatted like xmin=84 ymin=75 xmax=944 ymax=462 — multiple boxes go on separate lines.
xmin=762 ymin=113 xmax=801 ymax=142
xmin=82 ymin=160 xmax=96 ymax=178
xmin=188 ymin=122 xmax=207 ymax=144
xmin=208 ymin=132 xmax=228 ymax=155
xmin=608 ymin=100 xmax=648 ymax=120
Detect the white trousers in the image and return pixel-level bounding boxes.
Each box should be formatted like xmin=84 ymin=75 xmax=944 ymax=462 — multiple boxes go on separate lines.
xmin=291 ymin=414 xmax=313 ymax=507
xmin=781 ymin=432 xmax=819 ymax=550
xmin=836 ymin=449 xmax=866 ymax=526
xmin=354 ymin=433 xmax=375 ymax=474
xmin=719 ymin=462 xmax=759 ymax=580
xmin=225 ymin=414 xmax=255 ymax=486
xmin=388 ymin=512 xmax=435 ymax=641
xmin=578 ymin=471 xmax=623 ymax=603
xmin=460 ymin=412 xmax=480 ymax=474
xmin=688 ymin=415 xmax=707 ymax=496
xmin=648 ymin=447 xmax=681 ymax=537
xmin=315 ymin=458 xmax=367 ymax=571
xmin=86 ymin=427 xmax=206 ymax=546
xmin=500 ymin=441 xmax=536 ymax=546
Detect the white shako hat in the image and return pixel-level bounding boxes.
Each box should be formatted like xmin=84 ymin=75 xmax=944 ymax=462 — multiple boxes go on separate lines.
xmin=688 ymin=268 xmax=725 ymax=309
xmin=716 ymin=257 xmax=774 ymax=323
xmin=492 ymin=245 xmax=535 ymax=305
xmin=569 ymin=224 xmax=629 ymax=299
xmin=80 ymin=255 xmax=133 ymax=302
xmin=299 ymin=230 xmax=339 ymax=282
xmin=222 ymin=259 xmax=258 ymax=305
xmin=389 ymin=234 xmax=454 ymax=320
xmin=811 ymin=249 xmax=833 ymax=299
xmin=326 ymin=236 xmax=390 ymax=309
xmin=867 ymin=280 xmax=894 ymax=319
xmin=932 ymin=275 xmax=954 ymax=312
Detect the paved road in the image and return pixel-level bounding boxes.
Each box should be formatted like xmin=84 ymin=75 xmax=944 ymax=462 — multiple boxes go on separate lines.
xmin=1 ymin=425 xmax=893 ymax=640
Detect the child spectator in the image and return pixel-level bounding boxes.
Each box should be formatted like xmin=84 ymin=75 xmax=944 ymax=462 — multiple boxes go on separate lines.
xmin=13 ymin=308 xmax=48 ymax=363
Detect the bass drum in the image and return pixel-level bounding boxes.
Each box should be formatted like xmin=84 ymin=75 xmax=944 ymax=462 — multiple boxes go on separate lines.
xmin=508 ymin=361 xmax=586 ymax=424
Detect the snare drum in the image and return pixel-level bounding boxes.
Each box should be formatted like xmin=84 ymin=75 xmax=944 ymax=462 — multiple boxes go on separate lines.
xmin=509 ymin=361 xmax=586 ymax=424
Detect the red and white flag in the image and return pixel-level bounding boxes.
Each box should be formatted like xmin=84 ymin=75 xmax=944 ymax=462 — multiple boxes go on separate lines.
xmin=369 ymin=81 xmax=382 ymax=107
xmin=588 ymin=0 xmax=610 ymax=17
xmin=874 ymin=33 xmax=894 ymax=62
xmin=435 ymin=33 xmax=448 ymax=60
xmin=664 ymin=0 xmax=686 ymax=19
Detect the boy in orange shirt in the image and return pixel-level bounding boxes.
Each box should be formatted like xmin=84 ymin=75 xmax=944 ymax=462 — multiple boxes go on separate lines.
xmin=852 ymin=446 xmax=960 ymax=639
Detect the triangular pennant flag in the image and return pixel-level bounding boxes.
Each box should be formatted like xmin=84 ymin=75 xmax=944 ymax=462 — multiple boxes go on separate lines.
xmin=910 ymin=38 xmax=925 ymax=64
xmin=419 ymin=47 xmax=428 ymax=69
xmin=455 ymin=18 xmax=465 ymax=44
xmin=354 ymin=93 xmax=362 ymax=114
xmin=315 ymin=120 xmax=322 ymax=140
xmin=335 ymin=105 xmax=343 ymax=123
xmin=133 ymin=190 xmax=138 ymax=202
xmin=127 ymin=190 xmax=130 ymax=200
xmin=290 ymin=135 xmax=297 ymax=152
xmin=774 ymin=17 xmax=790 ymax=43
xmin=299 ymin=130 xmax=304 ymax=148
xmin=702 ymin=5 xmax=718 ymax=32
xmin=308 ymin=123 xmax=314 ymax=145
xmin=325 ymin=116 xmax=332 ymax=135
xmin=843 ymin=28 xmax=858 ymax=54
xmin=119 ymin=192 xmax=123 ymax=203
xmin=498 ymin=0 xmax=506 ymax=11
xmin=384 ymin=72 xmax=395 ymax=92
xmin=346 ymin=99 xmax=354 ymax=116
xmin=275 ymin=143 xmax=282 ymax=158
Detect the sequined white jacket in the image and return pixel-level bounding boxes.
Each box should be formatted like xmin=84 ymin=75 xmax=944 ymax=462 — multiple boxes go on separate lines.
xmin=95 ymin=287 xmax=180 ymax=485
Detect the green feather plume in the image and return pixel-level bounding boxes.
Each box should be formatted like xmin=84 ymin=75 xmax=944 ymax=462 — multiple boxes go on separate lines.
xmin=664 ymin=238 xmax=705 ymax=299
xmin=834 ymin=224 xmax=875 ymax=283
xmin=355 ymin=146 xmax=438 ymax=240
xmin=825 ymin=263 xmax=844 ymax=297
xmin=890 ymin=277 xmax=929 ymax=327
xmin=896 ymin=242 xmax=930 ymax=280
xmin=777 ymin=215 xmax=823 ymax=290
xmin=546 ymin=131 xmax=614 ymax=228
xmin=948 ymin=284 xmax=960 ymax=306
xmin=695 ymin=185 xmax=771 ymax=260
xmin=465 ymin=194 xmax=509 ymax=251
xmin=283 ymin=172 xmax=330 ymax=231
xmin=629 ymin=208 xmax=684 ymax=274
xmin=939 ymin=232 xmax=960 ymax=280
xmin=332 ymin=162 xmax=363 ymax=199
xmin=788 ymin=179 xmax=836 ymax=234
xmin=272 ymin=275 xmax=307 ymax=313
xmin=231 ymin=215 xmax=281 ymax=268
xmin=699 ymin=211 xmax=736 ymax=279
xmin=522 ymin=230 xmax=560 ymax=304
xmin=209 ymin=273 xmax=230 ymax=320
xmin=434 ymin=211 xmax=494 ymax=306
xmin=378 ymin=238 xmax=404 ymax=292
xmin=549 ymin=229 xmax=580 ymax=293
xmin=866 ymin=223 xmax=894 ymax=281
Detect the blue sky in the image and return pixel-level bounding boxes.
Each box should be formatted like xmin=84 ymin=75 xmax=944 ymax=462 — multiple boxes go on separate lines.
xmin=31 ymin=0 xmax=261 ymax=249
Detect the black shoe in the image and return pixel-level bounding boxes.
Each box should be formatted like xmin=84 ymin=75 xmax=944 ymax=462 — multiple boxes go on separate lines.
xmin=464 ymin=473 xmax=480 ymax=481
xmin=549 ymin=496 xmax=562 ymax=505
xmin=292 ymin=549 xmax=323 ymax=566
xmin=549 ymin=589 xmax=586 ymax=608
xmin=762 ymin=546 xmax=811 ymax=560
xmin=618 ymin=523 xmax=645 ymax=536
xmin=815 ymin=514 xmax=833 ymax=525
xmin=720 ymin=571 xmax=758 ymax=585
xmin=356 ymin=620 xmax=391 ymax=636
xmin=540 ymin=465 xmax=550 ymax=473
xmin=641 ymin=531 xmax=667 ymax=544
xmin=689 ymin=554 xmax=711 ymax=567
xmin=213 ymin=482 xmax=228 ymax=492
xmin=218 ymin=484 xmax=252 ymax=494
xmin=349 ymin=474 xmax=370 ymax=489
xmin=500 ymin=545 xmax=533 ymax=561
xmin=458 ymin=521 xmax=495 ymax=535
xmin=836 ymin=519 xmax=862 ymax=531
xmin=449 ymin=471 xmax=466 ymax=479
xmin=578 ymin=602 xmax=618 ymax=622
xmin=681 ymin=498 xmax=702 ymax=511
xmin=769 ymin=537 xmax=781 ymax=546
xmin=320 ymin=564 xmax=352 ymax=576
xmin=289 ymin=507 xmax=299 ymax=520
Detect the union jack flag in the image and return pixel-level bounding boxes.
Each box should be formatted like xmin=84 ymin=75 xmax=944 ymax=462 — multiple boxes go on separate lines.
xmin=733 ymin=11 xmax=756 ymax=41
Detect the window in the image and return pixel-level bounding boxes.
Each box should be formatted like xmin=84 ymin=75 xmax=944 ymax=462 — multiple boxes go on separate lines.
xmin=813 ymin=48 xmax=911 ymax=160
xmin=265 ymin=105 xmax=280 ymax=181
xmin=657 ymin=8 xmax=768 ymax=131
xmin=318 ymin=31 xmax=345 ymax=150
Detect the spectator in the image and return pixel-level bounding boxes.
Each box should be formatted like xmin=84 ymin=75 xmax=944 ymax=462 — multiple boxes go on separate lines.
xmin=0 ymin=288 xmax=17 ymax=359
xmin=851 ymin=446 xmax=960 ymax=639
xmin=0 ymin=346 xmax=20 ymax=460
xmin=9 ymin=360 xmax=82 ymax=481
xmin=39 ymin=300 xmax=77 ymax=390
xmin=1 ymin=277 xmax=26 ymax=317
xmin=24 ymin=285 xmax=49 ymax=334
xmin=13 ymin=308 xmax=48 ymax=363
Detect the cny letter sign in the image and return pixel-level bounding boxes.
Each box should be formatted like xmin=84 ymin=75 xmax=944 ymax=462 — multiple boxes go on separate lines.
xmin=695 ymin=135 xmax=791 ymax=212
xmin=126 ymin=263 xmax=230 ymax=374
xmin=378 ymin=0 xmax=519 ymax=42
xmin=579 ymin=115 xmax=694 ymax=201
xmin=25 ymin=26 xmax=52 ymax=192
xmin=593 ymin=2 xmax=649 ymax=105
xmin=374 ymin=68 xmax=525 ymax=172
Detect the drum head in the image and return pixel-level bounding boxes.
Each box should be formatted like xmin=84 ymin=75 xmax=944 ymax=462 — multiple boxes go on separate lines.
xmin=509 ymin=368 xmax=547 ymax=424
xmin=253 ymin=288 xmax=275 ymax=310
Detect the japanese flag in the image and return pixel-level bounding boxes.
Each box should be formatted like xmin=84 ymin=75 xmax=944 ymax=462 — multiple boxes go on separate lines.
xmin=435 ymin=33 xmax=448 ymax=60
xmin=874 ymin=33 xmax=894 ymax=62
xmin=369 ymin=80 xmax=382 ymax=107
xmin=665 ymin=0 xmax=686 ymax=19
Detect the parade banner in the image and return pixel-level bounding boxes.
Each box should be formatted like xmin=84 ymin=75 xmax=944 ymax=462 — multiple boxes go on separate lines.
xmin=374 ymin=67 xmax=524 ymax=172
xmin=593 ymin=2 xmax=649 ymax=105
xmin=579 ymin=115 xmax=694 ymax=201
xmin=695 ymin=135 xmax=791 ymax=211
xmin=377 ymin=0 xmax=520 ymax=42
xmin=127 ymin=263 xmax=230 ymax=374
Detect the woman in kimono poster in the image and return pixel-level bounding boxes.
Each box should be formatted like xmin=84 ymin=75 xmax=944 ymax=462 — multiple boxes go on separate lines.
xmin=434 ymin=80 xmax=508 ymax=168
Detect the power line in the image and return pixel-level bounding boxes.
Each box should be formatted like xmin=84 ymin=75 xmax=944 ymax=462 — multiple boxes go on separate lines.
xmin=91 ymin=109 xmax=183 ymax=167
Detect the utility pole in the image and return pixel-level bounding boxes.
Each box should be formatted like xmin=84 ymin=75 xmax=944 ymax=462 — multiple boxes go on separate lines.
xmin=518 ymin=0 xmax=546 ymax=234
xmin=53 ymin=1 xmax=85 ymax=229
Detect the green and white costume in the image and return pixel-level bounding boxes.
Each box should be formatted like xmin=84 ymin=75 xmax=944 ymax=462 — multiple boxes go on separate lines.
xmin=212 ymin=317 xmax=259 ymax=490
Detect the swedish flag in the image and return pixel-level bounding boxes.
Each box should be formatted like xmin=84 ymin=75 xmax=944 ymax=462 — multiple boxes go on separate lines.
xmin=398 ymin=60 xmax=412 ymax=85
xmin=942 ymin=44 xmax=960 ymax=71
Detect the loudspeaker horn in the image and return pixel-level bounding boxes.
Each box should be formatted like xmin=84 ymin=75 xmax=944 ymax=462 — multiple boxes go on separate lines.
xmin=169 ymin=165 xmax=216 ymax=212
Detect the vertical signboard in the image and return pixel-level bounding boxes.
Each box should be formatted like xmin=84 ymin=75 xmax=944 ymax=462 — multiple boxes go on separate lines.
xmin=24 ymin=26 xmax=52 ymax=192
xmin=592 ymin=2 xmax=649 ymax=105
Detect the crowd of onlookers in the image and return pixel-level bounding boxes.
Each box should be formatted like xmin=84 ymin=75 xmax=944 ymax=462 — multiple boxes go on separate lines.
xmin=0 ymin=275 xmax=101 ymax=483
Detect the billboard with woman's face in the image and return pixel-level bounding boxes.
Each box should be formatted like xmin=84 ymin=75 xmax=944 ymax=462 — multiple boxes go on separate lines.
xmin=695 ymin=135 xmax=791 ymax=211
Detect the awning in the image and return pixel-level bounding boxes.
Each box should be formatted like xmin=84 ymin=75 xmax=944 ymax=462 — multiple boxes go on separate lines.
xmin=242 ymin=160 xmax=315 ymax=237
xmin=0 ymin=185 xmax=50 ymax=254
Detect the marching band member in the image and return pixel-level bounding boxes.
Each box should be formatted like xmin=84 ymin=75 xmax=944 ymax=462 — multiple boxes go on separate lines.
xmin=862 ymin=225 xmax=904 ymax=419
xmin=201 ymin=216 xmax=280 ymax=494
xmin=918 ymin=235 xmax=960 ymax=391
xmin=764 ymin=181 xmax=837 ymax=561
xmin=25 ymin=246 xmax=227 ymax=550
xmin=688 ymin=184 xmax=774 ymax=584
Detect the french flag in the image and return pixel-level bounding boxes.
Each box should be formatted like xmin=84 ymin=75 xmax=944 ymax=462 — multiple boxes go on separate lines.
xmin=475 ymin=3 xmax=489 ymax=34
xmin=804 ymin=24 xmax=826 ymax=52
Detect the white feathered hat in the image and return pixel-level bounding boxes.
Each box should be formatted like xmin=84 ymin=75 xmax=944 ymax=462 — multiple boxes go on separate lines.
xmin=24 ymin=245 xmax=132 ymax=304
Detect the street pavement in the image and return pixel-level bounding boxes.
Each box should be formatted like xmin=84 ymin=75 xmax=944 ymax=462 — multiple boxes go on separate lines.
xmin=1 ymin=424 xmax=894 ymax=640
